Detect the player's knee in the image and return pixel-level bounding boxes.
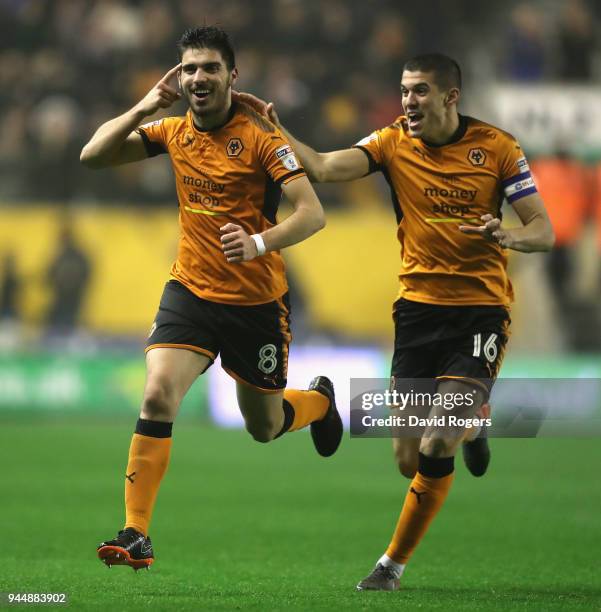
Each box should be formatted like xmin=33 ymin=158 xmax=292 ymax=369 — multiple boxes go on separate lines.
xmin=141 ymin=380 xmax=177 ymax=420
xmin=420 ymin=436 xmax=454 ymax=458
xmin=245 ymin=421 xmax=278 ymax=443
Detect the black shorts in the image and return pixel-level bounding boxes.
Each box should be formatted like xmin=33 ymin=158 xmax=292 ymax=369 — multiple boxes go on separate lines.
xmin=391 ymin=298 xmax=510 ymax=394
xmin=147 ymin=280 xmax=291 ymax=392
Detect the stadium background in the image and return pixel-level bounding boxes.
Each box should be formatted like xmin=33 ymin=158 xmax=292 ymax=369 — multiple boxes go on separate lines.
xmin=1 ymin=1 xmax=600 ymax=609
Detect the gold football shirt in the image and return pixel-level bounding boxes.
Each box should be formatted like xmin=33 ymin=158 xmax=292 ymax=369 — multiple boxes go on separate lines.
xmin=355 ymin=115 xmax=537 ymax=306
xmin=137 ymin=102 xmax=306 ymax=305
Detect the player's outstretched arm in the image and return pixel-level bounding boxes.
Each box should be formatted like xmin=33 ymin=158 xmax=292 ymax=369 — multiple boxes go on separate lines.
xmin=459 ymin=193 xmax=555 ymax=252
xmin=80 ymin=64 xmax=181 ymax=169
xmin=234 ymin=91 xmax=369 ymax=183
xmin=220 ymin=176 xmax=325 ymax=263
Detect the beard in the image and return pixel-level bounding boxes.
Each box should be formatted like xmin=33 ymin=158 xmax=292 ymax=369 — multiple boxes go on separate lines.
xmin=188 ymin=75 xmax=232 ymax=116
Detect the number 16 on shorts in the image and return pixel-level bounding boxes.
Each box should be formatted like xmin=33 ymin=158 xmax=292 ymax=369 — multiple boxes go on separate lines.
xmin=473 ymin=333 xmax=498 ymax=363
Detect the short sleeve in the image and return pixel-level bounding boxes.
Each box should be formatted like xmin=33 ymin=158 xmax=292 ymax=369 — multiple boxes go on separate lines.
xmin=352 ymin=131 xmax=385 ymax=174
xmin=499 ymin=137 xmax=537 ymax=204
xmin=135 ymin=118 xmax=168 ymax=157
xmin=256 ymin=128 xmax=306 ymax=185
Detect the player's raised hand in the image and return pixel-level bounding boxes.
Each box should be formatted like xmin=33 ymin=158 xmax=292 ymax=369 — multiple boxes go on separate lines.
xmin=459 ymin=214 xmax=513 ymax=248
xmin=220 ymin=223 xmax=259 ymax=263
xmin=135 ymin=64 xmax=182 ymax=116
xmin=232 ymin=91 xmax=280 ymax=127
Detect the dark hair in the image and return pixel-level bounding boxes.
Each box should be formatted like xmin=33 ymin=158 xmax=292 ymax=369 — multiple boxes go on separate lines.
xmin=403 ymin=53 xmax=462 ymax=91
xmin=177 ymin=26 xmax=236 ymax=70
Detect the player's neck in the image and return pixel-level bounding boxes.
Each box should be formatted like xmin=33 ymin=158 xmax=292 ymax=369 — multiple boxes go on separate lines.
xmin=191 ymin=101 xmax=234 ymax=131
xmin=422 ymin=112 xmax=460 ymax=146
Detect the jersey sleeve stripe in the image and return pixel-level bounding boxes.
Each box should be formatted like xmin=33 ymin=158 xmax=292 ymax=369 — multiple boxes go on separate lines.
xmin=135 ymin=128 xmax=167 ymax=157
xmin=277 ymin=168 xmax=306 ymax=185
xmin=353 ymin=145 xmax=381 ymax=174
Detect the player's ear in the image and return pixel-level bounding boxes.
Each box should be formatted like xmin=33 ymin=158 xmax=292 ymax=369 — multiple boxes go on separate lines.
xmin=230 ymin=67 xmax=239 ymax=86
xmin=445 ymin=88 xmax=460 ymax=106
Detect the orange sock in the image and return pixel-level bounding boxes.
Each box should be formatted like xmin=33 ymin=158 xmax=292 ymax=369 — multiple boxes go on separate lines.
xmin=281 ymin=388 xmax=329 ymax=432
xmin=385 ymin=453 xmax=455 ymax=564
xmin=124 ymin=419 xmax=173 ymax=536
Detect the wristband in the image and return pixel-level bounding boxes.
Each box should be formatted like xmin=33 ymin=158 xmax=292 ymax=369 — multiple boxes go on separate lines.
xmin=251 ymin=233 xmax=266 ymax=256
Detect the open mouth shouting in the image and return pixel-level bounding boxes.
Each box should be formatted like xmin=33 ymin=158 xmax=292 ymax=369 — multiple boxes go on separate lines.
xmin=407 ymin=110 xmax=424 ymax=131
xmin=191 ymin=88 xmax=212 ymax=102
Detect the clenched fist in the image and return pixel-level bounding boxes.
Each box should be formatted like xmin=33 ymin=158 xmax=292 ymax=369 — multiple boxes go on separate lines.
xmin=220 ymin=223 xmax=261 ymax=263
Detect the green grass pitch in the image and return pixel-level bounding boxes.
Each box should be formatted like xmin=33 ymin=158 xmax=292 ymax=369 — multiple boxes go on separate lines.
xmin=1 ymin=414 xmax=600 ymax=611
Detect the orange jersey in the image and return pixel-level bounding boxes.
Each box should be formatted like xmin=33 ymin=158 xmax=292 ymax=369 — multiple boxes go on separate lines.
xmin=355 ymin=115 xmax=537 ymax=307
xmin=137 ymin=102 xmax=306 ymax=305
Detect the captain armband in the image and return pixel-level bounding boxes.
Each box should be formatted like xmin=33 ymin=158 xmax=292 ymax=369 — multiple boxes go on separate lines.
xmin=502 ymin=170 xmax=537 ymax=204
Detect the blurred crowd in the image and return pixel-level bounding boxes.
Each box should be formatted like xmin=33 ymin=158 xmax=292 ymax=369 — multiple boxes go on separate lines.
xmin=0 ymin=0 xmax=600 ymax=204
xmin=0 ymin=0 xmax=600 ymax=351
